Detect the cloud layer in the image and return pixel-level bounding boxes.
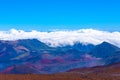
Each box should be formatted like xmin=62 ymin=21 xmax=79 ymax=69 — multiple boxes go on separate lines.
xmin=0 ymin=29 xmax=120 ymax=47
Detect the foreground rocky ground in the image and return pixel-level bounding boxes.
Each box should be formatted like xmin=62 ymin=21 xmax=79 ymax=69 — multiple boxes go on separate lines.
xmin=0 ymin=73 xmax=120 ymax=80
xmin=1 ymin=63 xmax=120 ymax=80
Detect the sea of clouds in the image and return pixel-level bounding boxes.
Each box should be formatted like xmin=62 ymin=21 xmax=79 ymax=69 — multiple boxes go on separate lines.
xmin=0 ymin=29 xmax=120 ymax=47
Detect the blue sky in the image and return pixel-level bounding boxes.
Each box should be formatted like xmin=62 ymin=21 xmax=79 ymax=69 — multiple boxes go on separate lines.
xmin=0 ymin=0 xmax=120 ymax=31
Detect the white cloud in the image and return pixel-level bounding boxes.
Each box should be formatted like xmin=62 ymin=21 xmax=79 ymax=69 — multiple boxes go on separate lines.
xmin=0 ymin=28 xmax=120 ymax=47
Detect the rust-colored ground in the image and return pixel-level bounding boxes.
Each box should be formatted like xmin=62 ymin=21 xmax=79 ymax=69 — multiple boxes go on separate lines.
xmin=0 ymin=72 xmax=120 ymax=80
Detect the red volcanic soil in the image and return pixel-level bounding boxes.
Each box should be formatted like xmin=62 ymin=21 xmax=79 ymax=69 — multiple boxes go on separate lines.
xmin=1 ymin=63 xmax=120 ymax=80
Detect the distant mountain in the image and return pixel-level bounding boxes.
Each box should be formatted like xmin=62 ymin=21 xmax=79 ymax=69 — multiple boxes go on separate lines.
xmin=18 ymin=39 xmax=51 ymax=51
xmin=0 ymin=39 xmax=120 ymax=74
xmin=0 ymin=39 xmax=51 ymax=62
xmin=57 ymin=42 xmax=95 ymax=52
xmin=89 ymin=42 xmax=120 ymax=58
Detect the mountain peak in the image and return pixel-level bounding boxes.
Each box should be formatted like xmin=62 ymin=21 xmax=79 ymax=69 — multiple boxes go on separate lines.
xmin=101 ymin=41 xmax=110 ymax=44
xmin=101 ymin=41 xmax=113 ymax=45
xmin=99 ymin=41 xmax=120 ymax=50
xmin=89 ymin=41 xmax=120 ymax=58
